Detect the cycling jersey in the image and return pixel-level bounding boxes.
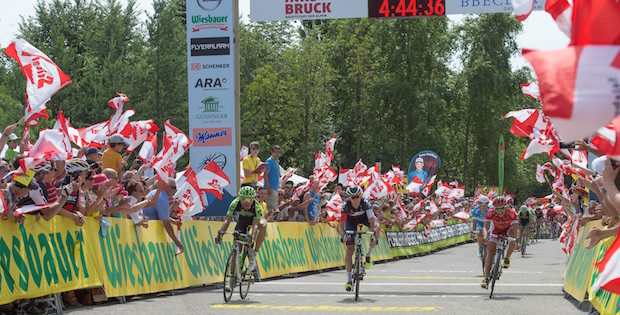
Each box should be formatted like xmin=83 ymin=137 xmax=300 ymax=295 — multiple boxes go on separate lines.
xmin=341 ymin=198 xmax=375 ymax=245
xmin=226 ymin=198 xmax=263 ymax=232
xmin=486 ymin=208 xmax=518 ymax=236
xmin=472 ymin=205 xmax=489 ymax=230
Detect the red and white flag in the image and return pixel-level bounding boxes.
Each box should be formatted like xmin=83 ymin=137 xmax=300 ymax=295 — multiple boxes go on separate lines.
xmin=448 ymin=185 xmax=465 ymax=199
xmin=570 ymin=0 xmax=620 ymax=46
xmin=325 ymin=192 xmax=344 ymax=222
xmin=78 ymin=121 xmax=108 ymax=148
xmin=512 ymin=0 xmax=535 ymax=21
xmin=325 ymin=136 xmax=337 ymax=160
xmin=174 ymin=168 xmax=206 ymax=219
xmin=520 ymin=82 xmax=541 ymax=100
xmin=138 ymin=133 xmax=158 ymax=163
xmin=54 ymin=108 xmax=84 ymax=148
xmin=108 ymin=109 xmax=135 ymax=138
xmin=504 ymin=109 xmax=540 ymax=138
xmin=571 ymin=149 xmax=589 ymax=169
xmin=280 ymin=167 xmax=297 ymax=184
xmin=591 ymin=116 xmax=620 ymax=159
xmin=126 ymin=120 xmax=159 ymax=152
xmin=523 ymin=46 xmax=620 ymax=141
xmin=353 ymin=159 xmax=368 ymax=176
xmin=591 ymin=229 xmax=620 ymax=294
xmin=195 ymin=160 xmax=230 ymax=200
xmin=15 ymin=203 xmax=56 ymax=215
xmin=421 ymin=175 xmax=436 ymax=197
xmin=429 ymin=219 xmax=445 ymax=228
xmin=4 ymin=39 xmax=71 ymax=126
xmin=545 ymin=0 xmax=572 ymax=38
xmin=0 ymin=192 xmax=8 ymax=213
xmin=338 ymin=167 xmax=353 ymax=187
xmin=28 ymin=129 xmax=71 ymax=161
xmin=152 ymin=121 xmax=191 ymax=182
xmin=108 ymin=93 xmax=129 ymax=111
xmin=406 ymin=176 xmax=424 ymax=193
xmin=453 ymin=211 xmax=470 ymax=223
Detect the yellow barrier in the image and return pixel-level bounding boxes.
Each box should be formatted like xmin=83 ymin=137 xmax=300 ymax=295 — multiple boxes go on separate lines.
xmin=0 ymin=215 xmax=466 ymax=304
xmin=563 ymin=220 xmax=620 ymax=314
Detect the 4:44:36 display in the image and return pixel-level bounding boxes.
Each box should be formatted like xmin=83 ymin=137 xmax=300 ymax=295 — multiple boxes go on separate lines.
xmin=375 ymin=0 xmax=445 ymax=17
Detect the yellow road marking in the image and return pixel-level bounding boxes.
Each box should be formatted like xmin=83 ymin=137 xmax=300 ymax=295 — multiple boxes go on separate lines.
xmin=365 ymin=275 xmax=479 ymax=280
xmin=211 ymin=304 xmax=441 ymax=312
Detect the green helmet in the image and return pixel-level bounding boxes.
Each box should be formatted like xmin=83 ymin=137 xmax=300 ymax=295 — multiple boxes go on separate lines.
xmin=520 ymin=205 xmax=529 ymax=212
xmin=238 ymin=186 xmax=256 ymax=199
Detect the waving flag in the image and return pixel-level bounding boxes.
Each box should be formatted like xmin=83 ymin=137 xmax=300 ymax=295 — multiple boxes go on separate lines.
xmin=570 ymin=0 xmax=620 ymax=46
xmin=325 ymin=192 xmax=344 ymax=222
xmin=545 ymin=0 xmax=572 ymax=38
xmin=28 ymin=129 xmax=71 ymax=161
xmin=108 ymin=93 xmax=129 ymax=111
xmin=591 ymin=116 xmax=620 ymax=159
xmin=421 ymin=175 xmax=436 ymax=196
xmin=108 ymin=109 xmax=135 ymax=138
xmin=406 ymin=176 xmax=424 ymax=193
xmin=353 ymin=159 xmax=368 ymax=176
xmin=4 ymin=39 xmax=71 ymax=126
xmin=325 ymin=136 xmax=337 ymax=160
xmin=512 ymin=0 xmax=535 ymax=21
xmin=520 ymin=82 xmax=541 ymax=100
xmin=138 ymin=133 xmax=158 ymax=163
xmin=536 ymin=161 xmax=552 ymax=183
xmin=0 ymin=193 xmax=7 ymax=213
xmin=448 ymin=185 xmax=465 ymax=199
xmin=338 ymin=168 xmax=353 ymax=187
xmin=453 ymin=211 xmax=470 ymax=223
xmin=523 ymin=46 xmax=620 ymax=141
xmin=591 ymin=229 xmax=620 ymax=294
xmin=429 ymin=219 xmax=445 ymax=228
xmin=174 ymin=168 xmax=206 ymax=219
xmin=126 ymin=120 xmax=159 ymax=152
xmin=504 ymin=109 xmax=540 ymax=138
xmin=571 ymin=149 xmax=589 ymax=169
xmin=152 ymin=121 xmax=191 ymax=182
xmin=54 ymin=108 xmax=84 ymax=147
xmin=78 ymin=121 xmax=108 ymax=148
xmin=195 ymin=160 xmax=230 ymax=200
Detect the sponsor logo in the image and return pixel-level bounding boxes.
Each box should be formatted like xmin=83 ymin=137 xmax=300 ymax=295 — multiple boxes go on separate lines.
xmin=190 ymin=37 xmax=230 ymax=56
xmin=195 ymin=96 xmax=228 ymax=121
xmin=194 ymin=77 xmax=227 ymax=90
xmin=191 ymin=15 xmax=228 ymax=32
xmin=190 ymin=63 xmax=230 ymax=71
xmin=200 ymin=152 xmax=227 ymax=170
xmin=193 ymin=128 xmax=232 ymax=146
xmin=285 ymin=1 xmax=332 ymax=18
xmin=197 ymin=0 xmax=222 ymax=11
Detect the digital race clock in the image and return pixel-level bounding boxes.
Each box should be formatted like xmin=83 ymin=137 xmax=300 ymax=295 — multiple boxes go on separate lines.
xmin=368 ymin=0 xmax=446 ymax=18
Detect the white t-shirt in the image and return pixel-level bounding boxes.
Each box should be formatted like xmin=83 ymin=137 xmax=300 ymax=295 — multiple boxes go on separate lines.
xmin=127 ymin=196 xmax=143 ymax=224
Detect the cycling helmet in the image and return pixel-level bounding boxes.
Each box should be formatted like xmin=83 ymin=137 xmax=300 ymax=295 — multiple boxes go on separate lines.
xmin=346 ymin=186 xmax=363 ymax=197
xmin=65 ymin=159 xmax=90 ymax=174
xmin=33 ymin=162 xmax=52 ymax=173
xmin=520 ymin=205 xmax=529 ymax=212
xmin=478 ymin=195 xmax=490 ymax=204
xmin=238 ymin=186 xmax=256 ymax=199
xmin=493 ymin=196 xmax=508 ymax=208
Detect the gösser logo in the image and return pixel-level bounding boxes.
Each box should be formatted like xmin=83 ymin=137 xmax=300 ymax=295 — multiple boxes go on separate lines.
xmin=197 ymin=0 xmax=222 ymax=11
xmin=196 ymin=96 xmax=228 ymax=121
xmin=190 ymin=37 xmax=230 ymax=56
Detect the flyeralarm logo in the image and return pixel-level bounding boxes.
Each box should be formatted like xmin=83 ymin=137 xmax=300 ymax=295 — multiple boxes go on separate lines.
xmin=190 ymin=37 xmax=230 ymax=56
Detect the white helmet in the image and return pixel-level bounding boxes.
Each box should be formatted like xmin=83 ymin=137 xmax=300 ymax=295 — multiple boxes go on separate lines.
xmin=65 ymin=159 xmax=90 ymax=174
xmin=32 ymin=162 xmax=52 ymax=173
xmin=478 ymin=195 xmax=490 ymax=204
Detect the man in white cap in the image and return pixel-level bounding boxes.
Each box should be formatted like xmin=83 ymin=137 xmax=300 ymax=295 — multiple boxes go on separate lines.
xmin=3 ymin=133 xmax=23 ymax=163
xmin=409 ymin=157 xmax=428 ymax=183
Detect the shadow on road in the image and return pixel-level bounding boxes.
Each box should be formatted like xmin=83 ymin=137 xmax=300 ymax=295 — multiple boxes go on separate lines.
xmin=337 ymin=297 xmax=378 ymax=304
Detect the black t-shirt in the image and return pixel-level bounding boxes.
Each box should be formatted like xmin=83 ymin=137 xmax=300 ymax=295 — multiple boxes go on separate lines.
xmin=342 ymin=198 xmax=372 ymax=217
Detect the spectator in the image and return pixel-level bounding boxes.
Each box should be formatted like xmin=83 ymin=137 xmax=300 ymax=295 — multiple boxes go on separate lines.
xmin=302 ymin=181 xmax=321 ymax=224
xmin=58 ymin=160 xmax=90 ymax=226
xmin=0 ymin=123 xmax=17 ymax=156
xmin=264 ymin=145 xmax=281 ymax=211
xmin=142 ymin=179 xmax=184 ymax=254
xmin=102 ymin=135 xmax=128 ymax=185
xmin=242 ymin=141 xmax=264 ymax=188
xmin=86 ymin=174 xmax=110 ymax=218
xmin=85 ymin=147 xmax=103 ymax=173
xmin=3 ymin=133 xmax=23 ymax=163
xmin=101 ymin=168 xmax=131 ymax=217
xmin=1 ymin=170 xmax=37 ymax=223
xmin=334 ymin=183 xmax=343 ymax=195
xmin=126 ymin=179 xmax=164 ymax=228
xmin=0 ymin=160 xmax=10 ymax=189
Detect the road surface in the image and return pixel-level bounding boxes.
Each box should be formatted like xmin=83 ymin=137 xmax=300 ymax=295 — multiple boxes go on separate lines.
xmin=68 ymin=239 xmax=584 ymax=314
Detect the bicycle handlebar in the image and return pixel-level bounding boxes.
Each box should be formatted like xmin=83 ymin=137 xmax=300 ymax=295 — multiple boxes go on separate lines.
xmin=345 ymin=230 xmax=375 ymax=235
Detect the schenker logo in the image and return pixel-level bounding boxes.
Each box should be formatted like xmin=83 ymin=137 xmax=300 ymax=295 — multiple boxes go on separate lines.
xmin=190 ymin=37 xmax=230 ymax=56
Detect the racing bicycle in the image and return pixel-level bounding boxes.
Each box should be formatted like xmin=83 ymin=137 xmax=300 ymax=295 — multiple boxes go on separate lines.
xmin=345 ymin=227 xmax=375 ymax=301
xmin=489 ymin=234 xmax=515 ymax=299
xmin=221 ymin=231 xmax=255 ymax=303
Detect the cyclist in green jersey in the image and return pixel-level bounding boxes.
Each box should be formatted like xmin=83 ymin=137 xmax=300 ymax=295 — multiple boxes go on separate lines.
xmin=517 ymin=205 xmax=535 ymax=249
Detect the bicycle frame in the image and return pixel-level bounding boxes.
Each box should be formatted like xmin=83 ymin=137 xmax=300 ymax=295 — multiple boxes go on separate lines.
xmin=345 ymin=228 xmax=375 ymax=301
xmin=489 ymin=234 xmax=515 ymax=299
xmin=221 ymin=231 xmax=254 ymax=303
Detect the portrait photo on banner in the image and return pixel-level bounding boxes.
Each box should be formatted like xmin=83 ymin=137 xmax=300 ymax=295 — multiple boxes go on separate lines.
xmin=407 ymin=150 xmax=441 ymax=185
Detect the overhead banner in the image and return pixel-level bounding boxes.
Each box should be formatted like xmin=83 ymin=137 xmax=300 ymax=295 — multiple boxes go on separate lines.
xmin=250 ymin=0 xmax=546 ymax=21
xmin=251 ymin=0 xmax=369 ymax=21
xmin=186 ymin=0 xmax=240 ymax=215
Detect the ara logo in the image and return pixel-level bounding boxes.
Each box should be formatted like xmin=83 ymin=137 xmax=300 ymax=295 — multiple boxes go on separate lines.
xmin=194 ymin=77 xmax=227 ymax=90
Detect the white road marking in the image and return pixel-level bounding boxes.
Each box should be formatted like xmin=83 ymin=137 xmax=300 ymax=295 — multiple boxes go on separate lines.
xmin=256 ymin=282 xmax=563 ymax=287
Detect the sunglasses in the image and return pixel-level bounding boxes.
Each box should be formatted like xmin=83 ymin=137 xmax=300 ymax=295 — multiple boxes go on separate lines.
xmin=495 ymin=206 xmax=505 ymax=210
xmin=351 ymin=196 xmax=360 ymax=199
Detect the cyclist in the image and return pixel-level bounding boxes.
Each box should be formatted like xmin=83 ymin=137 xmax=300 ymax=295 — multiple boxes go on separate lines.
xmin=516 ymin=205 xmax=535 ymax=249
xmin=534 ymin=206 xmax=544 ymax=238
xmin=215 ymin=186 xmax=263 ymax=290
xmin=481 ymin=196 xmax=519 ymax=289
xmin=546 ymin=204 xmax=559 ymax=239
xmin=471 ymin=195 xmax=491 ymax=258
xmin=340 ymin=186 xmax=380 ymax=292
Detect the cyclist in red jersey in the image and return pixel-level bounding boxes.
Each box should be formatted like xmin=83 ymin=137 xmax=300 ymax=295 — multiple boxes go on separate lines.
xmin=481 ymin=196 xmax=519 ymax=289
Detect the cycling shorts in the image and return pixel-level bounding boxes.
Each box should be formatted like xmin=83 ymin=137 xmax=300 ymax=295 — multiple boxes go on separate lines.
xmin=519 ymin=217 xmax=530 ymax=228
xmin=344 ymin=215 xmax=371 ymax=246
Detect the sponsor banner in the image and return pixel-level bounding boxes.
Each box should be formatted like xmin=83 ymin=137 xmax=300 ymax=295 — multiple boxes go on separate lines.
xmin=563 ymin=221 xmax=599 ymax=302
xmin=588 ymin=236 xmax=620 ymax=314
xmin=0 ymin=216 xmax=103 ymax=305
xmin=445 ymin=0 xmax=546 ymax=14
xmin=187 ymin=0 xmax=238 ymax=216
xmin=389 ymin=234 xmax=471 ymax=257
xmin=407 ymin=150 xmax=441 ymax=186
xmin=385 ymin=223 xmax=470 ymax=248
xmin=251 ymin=0 xmax=368 ymax=21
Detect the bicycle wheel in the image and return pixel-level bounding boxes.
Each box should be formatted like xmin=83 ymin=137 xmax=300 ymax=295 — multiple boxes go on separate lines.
xmin=489 ymin=251 xmax=503 ymax=299
xmin=239 ymin=247 xmax=253 ymax=300
xmin=521 ymin=235 xmax=527 ymax=257
xmin=223 ymin=251 xmax=236 ymax=303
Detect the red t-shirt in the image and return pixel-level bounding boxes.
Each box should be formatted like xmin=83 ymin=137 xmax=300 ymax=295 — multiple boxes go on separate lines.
xmin=486 ymin=208 xmax=518 ymax=233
